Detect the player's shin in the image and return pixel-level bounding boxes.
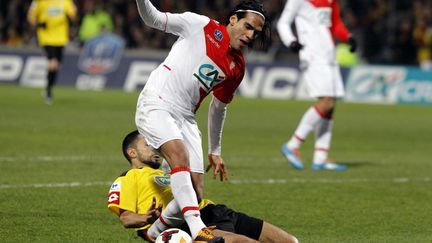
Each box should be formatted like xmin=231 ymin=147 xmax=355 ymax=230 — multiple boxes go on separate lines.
xmin=147 ymin=199 xmax=184 ymax=238
xmin=170 ymin=167 xmax=206 ymax=239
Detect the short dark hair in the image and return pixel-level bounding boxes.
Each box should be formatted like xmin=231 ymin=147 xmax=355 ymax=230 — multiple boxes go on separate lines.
xmin=224 ymin=0 xmax=271 ymax=49
xmin=122 ymin=130 xmax=141 ymax=164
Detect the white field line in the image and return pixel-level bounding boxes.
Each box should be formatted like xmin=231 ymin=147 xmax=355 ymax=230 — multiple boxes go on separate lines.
xmin=1 ymin=177 xmax=430 ymax=190
xmin=0 ymin=155 xmax=116 ymax=162
xmin=0 ymin=181 xmax=112 ymax=189
xmin=229 ymin=177 xmax=432 ymax=184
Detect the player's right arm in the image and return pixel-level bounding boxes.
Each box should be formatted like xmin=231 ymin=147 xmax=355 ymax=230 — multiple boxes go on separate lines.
xmin=27 ymin=1 xmax=38 ymax=27
xmin=277 ymin=0 xmax=303 ymax=48
xmin=135 ymin=0 xmax=208 ymax=38
xmin=118 ymin=197 xmax=162 ymax=228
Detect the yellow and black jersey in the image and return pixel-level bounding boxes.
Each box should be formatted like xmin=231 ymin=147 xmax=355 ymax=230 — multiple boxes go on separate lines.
xmin=28 ymin=0 xmax=77 ymax=46
xmin=107 ymin=166 xmax=213 ymax=229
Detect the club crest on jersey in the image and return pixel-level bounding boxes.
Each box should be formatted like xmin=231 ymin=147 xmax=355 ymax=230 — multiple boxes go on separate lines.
xmin=214 ymin=29 xmax=223 ymax=42
xmin=154 ymin=176 xmax=171 ymax=187
xmin=193 ymin=64 xmax=226 ymax=92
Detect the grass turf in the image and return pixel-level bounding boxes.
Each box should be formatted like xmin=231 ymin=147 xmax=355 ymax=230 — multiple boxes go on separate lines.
xmin=0 ymin=84 xmax=431 ymax=242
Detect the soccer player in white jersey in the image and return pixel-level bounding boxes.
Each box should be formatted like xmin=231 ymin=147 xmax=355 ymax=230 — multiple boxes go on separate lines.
xmin=134 ymin=0 xmax=270 ymax=242
xmin=277 ymin=0 xmax=357 ymax=171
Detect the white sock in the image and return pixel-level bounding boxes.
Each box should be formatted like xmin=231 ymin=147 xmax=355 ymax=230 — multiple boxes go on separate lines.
xmin=147 ymin=199 xmax=184 ymax=239
xmin=288 ymin=106 xmax=322 ymax=149
xmin=313 ymin=118 xmax=333 ymax=164
xmin=170 ymin=168 xmax=206 ymax=239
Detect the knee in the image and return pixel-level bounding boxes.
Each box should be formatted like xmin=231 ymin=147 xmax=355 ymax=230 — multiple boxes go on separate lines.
xmin=287 ymin=235 xmax=299 ymax=243
xmin=316 ymin=98 xmax=336 ymax=115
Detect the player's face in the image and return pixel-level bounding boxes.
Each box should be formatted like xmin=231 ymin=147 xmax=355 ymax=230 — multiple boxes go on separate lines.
xmin=135 ymin=136 xmax=162 ymax=169
xmin=227 ymin=13 xmax=264 ymax=50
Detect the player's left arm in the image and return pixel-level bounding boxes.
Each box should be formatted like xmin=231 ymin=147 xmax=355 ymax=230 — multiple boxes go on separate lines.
xmin=330 ymin=0 xmax=351 ymax=42
xmin=65 ymin=0 xmax=78 ymax=22
xmin=206 ymin=96 xmax=228 ymax=181
xmin=118 ymin=197 xmax=162 ymax=228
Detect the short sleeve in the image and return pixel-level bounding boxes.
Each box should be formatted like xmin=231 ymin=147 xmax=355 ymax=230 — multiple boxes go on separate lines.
xmin=107 ymin=172 xmax=138 ymax=216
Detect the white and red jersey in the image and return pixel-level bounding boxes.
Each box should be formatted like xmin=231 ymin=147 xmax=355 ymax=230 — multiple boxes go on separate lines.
xmin=136 ymin=2 xmax=245 ymax=118
xmin=277 ymin=0 xmax=351 ymax=64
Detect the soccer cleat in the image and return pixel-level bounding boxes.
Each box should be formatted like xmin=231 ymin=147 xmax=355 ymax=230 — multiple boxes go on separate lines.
xmin=312 ymin=161 xmax=347 ymax=171
xmin=41 ymin=91 xmax=53 ymax=105
xmin=280 ymin=144 xmax=304 ymax=170
xmin=193 ymin=227 xmax=224 ymax=243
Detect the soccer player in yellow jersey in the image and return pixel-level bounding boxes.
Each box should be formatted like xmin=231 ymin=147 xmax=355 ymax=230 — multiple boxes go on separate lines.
xmin=108 ymin=130 xmax=298 ymax=243
xmin=27 ymin=0 xmax=77 ymax=104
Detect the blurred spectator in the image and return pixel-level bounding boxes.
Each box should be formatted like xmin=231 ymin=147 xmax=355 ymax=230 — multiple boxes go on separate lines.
xmin=391 ymin=16 xmax=417 ymax=65
xmin=413 ymin=0 xmax=432 ymax=69
xmin=78 ymin=0 xmax=113 ymax=44
xmin=5 ymin=25 xmax=24 ymax=47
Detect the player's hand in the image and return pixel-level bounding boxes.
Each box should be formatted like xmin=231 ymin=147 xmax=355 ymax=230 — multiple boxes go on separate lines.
xmin=289 ymin=40 xmax=303 ymax=53
xmin=206 ymin=154 xmax=228 ymax=181
xmin=145 ymin=197 xmax=163 ymax=224
xmin=348 ymin=36 xmax=357 ymax=53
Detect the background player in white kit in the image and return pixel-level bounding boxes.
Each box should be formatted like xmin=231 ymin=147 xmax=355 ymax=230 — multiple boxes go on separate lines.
xmin=134 ymin=0 xmax=269 ymax=241
xmin=277 ymin=0 xmax=357 ymax=171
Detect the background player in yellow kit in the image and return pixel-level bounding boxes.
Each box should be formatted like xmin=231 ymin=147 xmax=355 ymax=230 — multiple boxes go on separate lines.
xmin=27 ymin=0 xmax=77 ymax=104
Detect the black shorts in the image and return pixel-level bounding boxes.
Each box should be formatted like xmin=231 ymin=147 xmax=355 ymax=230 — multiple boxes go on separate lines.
xmin=43 ymin=46 xmax=64 ymax=62
xmin=181 ymin=204 xmax=264 ymax=240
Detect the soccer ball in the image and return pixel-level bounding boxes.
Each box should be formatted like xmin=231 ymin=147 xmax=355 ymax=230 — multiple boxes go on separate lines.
xmin=155 ymin=228 xmax=192 ymax=243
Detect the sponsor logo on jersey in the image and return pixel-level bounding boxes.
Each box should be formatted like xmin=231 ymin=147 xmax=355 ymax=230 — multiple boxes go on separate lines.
xmin=47 ymin=7 xmax=63 ymax=17
xmin=193 ymin=63 xmax=226 ymax=92
xmin=108 ymin=191 xmax=120 ymax=204
xmin=153 ymin=176 xmax=171 ymax=187
xmin=109 ymin=181 xmax=121 ymax=192
xmin=214 ymin=29 xmax=223 ymax=42
xmin=206 ymin=34 xmax=220 ymax=48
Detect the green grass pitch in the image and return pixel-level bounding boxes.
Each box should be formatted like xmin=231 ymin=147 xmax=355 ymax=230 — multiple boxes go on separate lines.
xmin=0 ymin=84 xmax=431 ymax=242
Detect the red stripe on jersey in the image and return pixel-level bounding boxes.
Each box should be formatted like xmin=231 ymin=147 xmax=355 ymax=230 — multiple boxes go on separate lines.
xmin=171 ymin=166 xmax=190 ymax=174
xmin=163 ymin=64 xmax=171 ymax=71
xmin=181 ymin=206 xmax=200 ymax=214
xmin=309 ymin=0 xmax=332 ymax=8
xmin=203 ymin=20 xmax=245 ymax=104
xmin=195 ymin=87 xmax=209 ymax=113
xmin=309 ymin=0 xmax=350 ymax=41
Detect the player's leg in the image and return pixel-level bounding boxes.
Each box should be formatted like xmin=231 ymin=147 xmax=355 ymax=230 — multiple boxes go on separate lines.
xmin=281 ymin=64 xmax=324 ymax=169
xmin=258 ymin=222 xmax=298 ymax=243
xmin=182 ymin=119 xmax=205 ymax=201
xmin=136 ymin=108 xmax=222 ymax=242
xmin=147 ymin=199 xmax=184 ymax=239
xmin=311 ymin=64 xmax=347 ymax=171
xmin=281 ymin=105 xmax=322 ymax=169
xmin=44 ymin=46 xmax=63 ymax=103
xmin=160 ymin=140 xmax=211 ymax=240
xmin=212 ymin=229 xmax=258 ymax=243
